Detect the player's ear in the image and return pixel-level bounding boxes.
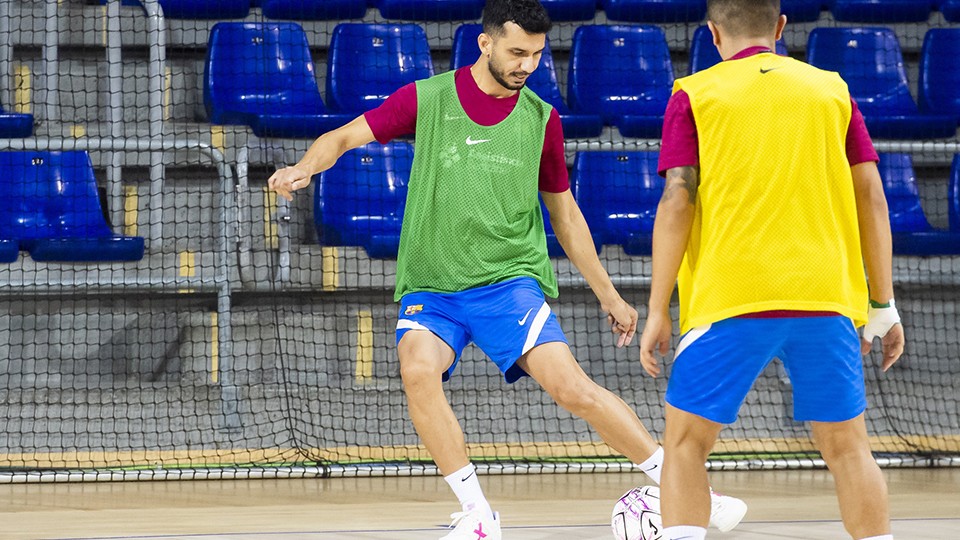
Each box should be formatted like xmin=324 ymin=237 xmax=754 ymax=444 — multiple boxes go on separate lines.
xmin=775 ymin=14 xmax=787 ymax=41
xmin=478 ymin=32 xmax=493 ymax=60
xmin=707 ymin=21 xmax=721 ymax=49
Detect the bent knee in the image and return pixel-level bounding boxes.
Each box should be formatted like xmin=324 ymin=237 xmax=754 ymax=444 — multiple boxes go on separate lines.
xmin=398 ymin=334 xmax=451 ymax=384
xmin=551 ymin=378 xmax=603 ymax=415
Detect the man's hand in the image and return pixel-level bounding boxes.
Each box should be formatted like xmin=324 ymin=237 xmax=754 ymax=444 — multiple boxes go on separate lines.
xmin=639 ymin=308 xmax=672 ymax=377
xmin=861 ymin=302 xmax=905 ymax=371
xmin=602 ymin=297 xmax=638 ymax=348
xmin=268 ymin=165 xmax=313 ymax=201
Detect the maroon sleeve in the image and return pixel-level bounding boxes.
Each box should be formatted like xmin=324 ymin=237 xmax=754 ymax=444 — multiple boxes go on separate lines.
xmin=657 ymin=90 xmax=699 ymax=176
xmin=846 ymin=98 xmax=879 ymax=166
xmin=538 ymin=108 xmax=570 ymax=193
xmin=362 ymin=82 xmax=417 ymax=144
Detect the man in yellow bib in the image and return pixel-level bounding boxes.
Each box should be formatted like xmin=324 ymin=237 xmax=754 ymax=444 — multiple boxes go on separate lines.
xmin=638 ymin=1 xmax=906 ymax=539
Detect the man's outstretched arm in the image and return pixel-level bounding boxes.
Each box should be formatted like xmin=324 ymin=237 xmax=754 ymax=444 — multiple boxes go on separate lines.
xmin=268 ymin=115 xmax=377 ymax=201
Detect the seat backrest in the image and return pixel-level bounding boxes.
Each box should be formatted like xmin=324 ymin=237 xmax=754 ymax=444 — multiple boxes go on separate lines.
xmin=0 ymin=151 xmax=113 ymax=240
xmin=205 ymin=22 xmax=326 ymax=125
xmin=689 ymin=25 xmax=789 ymax=74
xmin=451 ymin=24 xmax=568 ymax=113
xmin=950 ymin=154 xmax=960 ymax=231
xmin=601 ymin=0 xmax=707 ymax=23
xmin=807 ymin=27 xmax=917 ymax=117
xmin=158 ymin=0 xmax=251 ymax=19
xmin=450 ymin=24 xmax=483 ymax=69
xmin=327 ymin=24 xmax=434 ymax=114
xmin=919 ymin=29 xmax=960 ymax=117
xmin=941 ymin=0 xmax=960 ymax=23
xmin=568 ymin=25 xmax=673 ymax=120
xmin=572 ymin=151 xmax=663 ymax=244
xmin=878 ymin=153 xmax=932 ymax=233
xmin=540 ymin=0 xmax=597 ymax=21
xmin=831 ymin=0 xmax=932 ymax=23
xmin=781 ymin=0 xmax=823 ymax=23
xmin=261 ymin=0 xmax=367 ymax=20
xmin=316 ymin=142 xmax=413 ymax=245
xmin=377 ymin=0 xmax=484 ymax=21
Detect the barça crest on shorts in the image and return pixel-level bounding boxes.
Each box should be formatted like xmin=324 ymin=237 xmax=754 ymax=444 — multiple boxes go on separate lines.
xmin=405 ymin=304 xmax=424 ymax=316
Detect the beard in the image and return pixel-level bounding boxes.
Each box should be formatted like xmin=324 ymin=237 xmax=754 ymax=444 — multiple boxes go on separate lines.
xmin=487 ymin=55 xmax=529 ymax=91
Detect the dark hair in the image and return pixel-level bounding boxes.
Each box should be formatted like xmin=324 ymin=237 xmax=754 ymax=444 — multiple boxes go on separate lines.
xmin=482 ymin=0 xmax=552 ymax=37
xmin=707 ymin=0 xmax=780 ymax=38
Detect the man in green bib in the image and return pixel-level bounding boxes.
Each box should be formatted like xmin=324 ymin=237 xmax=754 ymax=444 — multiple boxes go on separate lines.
xmin=269 ymin=1 xmax=746 ymax=537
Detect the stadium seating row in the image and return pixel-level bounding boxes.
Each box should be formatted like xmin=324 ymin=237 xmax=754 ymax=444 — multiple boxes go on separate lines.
xmin=204 ymin=22 xmax=960 ymax=141
xmin=0 ymin=145 xmax=955 ymax=265
xmin=318 ymin=144 xmax=960 ymax=258
xmin=107 ymin=0 xmax=960 ymax=24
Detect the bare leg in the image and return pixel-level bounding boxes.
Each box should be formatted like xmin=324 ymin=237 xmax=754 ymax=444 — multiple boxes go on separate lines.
xmin=517 ymin=341 xmax=661 ymax=463
xmin=397 ymin=330 xmax=465 ymax=476
xmin=812 ymin=414 xmax=890 ymax=539
xmin=661 ymin=403 xmax=723 ymax=528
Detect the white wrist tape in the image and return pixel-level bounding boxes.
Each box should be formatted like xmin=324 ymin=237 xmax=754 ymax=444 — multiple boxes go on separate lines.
xmin=862 ymin=300 xmax=901 ymax=342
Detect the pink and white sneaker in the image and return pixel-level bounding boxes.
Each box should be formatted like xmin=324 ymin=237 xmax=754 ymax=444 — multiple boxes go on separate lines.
xmin=439 ymin=509 xmax=502 ymax=540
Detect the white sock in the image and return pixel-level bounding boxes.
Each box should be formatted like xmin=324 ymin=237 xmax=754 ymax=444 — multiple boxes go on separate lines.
xmin=663 ymin=525 xmax=707 ymax=540
xmin=443 ymin=463 xmax=493 ymax=519
xmin=638 ymin=446 xmax=664 ymax=485
xmin=858 ymin=536 xmax=893 ymax=540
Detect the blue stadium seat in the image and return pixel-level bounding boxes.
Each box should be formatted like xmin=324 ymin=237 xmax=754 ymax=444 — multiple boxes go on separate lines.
xmin=689 ymin=25 xmax=788 ymax=74
xmin=940 ymin=0 xmax=960 ymax=22
xmin=450 ymin=25 xmax=602 ymax=138
xmin=315 ymin=142 xmax=412 ymax=259
xmin=807 ymin=28 xmax=956 ymax=140
xmin=0 ymin=239 xmax=16 ymax=263
xmin=0 ymin=151 xmax=144 ymax=262
xmin=205 ymin=23 xmax=352 ymax=138
xmin=376 ymin=0 xmax=484 ymax=21
xmin=572 ymin=151 xmax=663 ymax=255
xmin=327 ymin=24 xmax=434 ymax=114
xmin=540 ymin=0 xmax=597 ymax=21
xmin=919 ymin=29 xmax=960 ymax=121
xmin=569 ymin=25 xmax=674 ymax=138
xmin=135 ymin=0 xmax=252 ymax=19
xmin=781 ymin=0 xmax=823 ymax=23
xmin=878 ymin=153 xmax=960 ymax=256
xmin=261 ymin=0 xmax=367 ymax=19
xmin=601 ymin=0 xmax=706 ymax=23
xmin=830 ymin=0 xmax=932 ymax=22
xmin=0 ymin=103 xmax=32 ymax=138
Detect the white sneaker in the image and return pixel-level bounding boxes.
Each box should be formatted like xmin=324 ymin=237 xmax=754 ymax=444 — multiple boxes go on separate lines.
xmin=439 ymin=509 xmax=502 ymax=540
xmin=709 ymin=491 xmax=748 ymax=532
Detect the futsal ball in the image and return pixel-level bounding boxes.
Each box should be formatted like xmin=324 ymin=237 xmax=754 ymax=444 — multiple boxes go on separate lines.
xmin=611 ymin=485 xmax=663 ymax=540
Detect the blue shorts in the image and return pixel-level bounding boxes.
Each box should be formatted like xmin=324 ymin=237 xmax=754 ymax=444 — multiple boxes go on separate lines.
xmin=396 ymin=277 xmax=568 ymax=383
xmin=666 ymin=316 xmax=866 ymax=424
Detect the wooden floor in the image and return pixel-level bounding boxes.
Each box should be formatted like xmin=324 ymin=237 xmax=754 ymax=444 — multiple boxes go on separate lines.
xmin=1 ymin=467 xmax=957 ymax=540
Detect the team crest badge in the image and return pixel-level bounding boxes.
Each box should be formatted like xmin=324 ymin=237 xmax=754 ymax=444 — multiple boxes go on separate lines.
xmin=405 ymin=304 xmax=424 ymax=316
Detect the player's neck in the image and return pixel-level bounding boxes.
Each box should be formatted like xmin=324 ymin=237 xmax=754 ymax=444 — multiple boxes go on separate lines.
xmin=470 ymin=62 xmax=518 ymax=99
xmin=719 ymin=37 xmax=777 ymax=60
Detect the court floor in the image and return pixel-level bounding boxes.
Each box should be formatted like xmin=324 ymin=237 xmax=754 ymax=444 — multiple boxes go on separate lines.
xmin=1 ymin=467 xmax=957 ymax=540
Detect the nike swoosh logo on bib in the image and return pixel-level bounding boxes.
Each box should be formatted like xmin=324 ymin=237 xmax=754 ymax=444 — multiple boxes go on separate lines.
xmin=466 ymin=136 xmax=491 ymax=145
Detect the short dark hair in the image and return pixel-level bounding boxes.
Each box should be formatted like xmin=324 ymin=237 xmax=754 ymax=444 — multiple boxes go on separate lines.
xmin=707 ymin=0 xmax=780 ymax=38
xmin=482 ymin=0 xmax=552 ymax=37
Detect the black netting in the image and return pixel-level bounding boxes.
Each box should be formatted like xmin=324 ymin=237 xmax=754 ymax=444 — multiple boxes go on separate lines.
xmin=0 ymin=0 xmax=956 ymax=481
